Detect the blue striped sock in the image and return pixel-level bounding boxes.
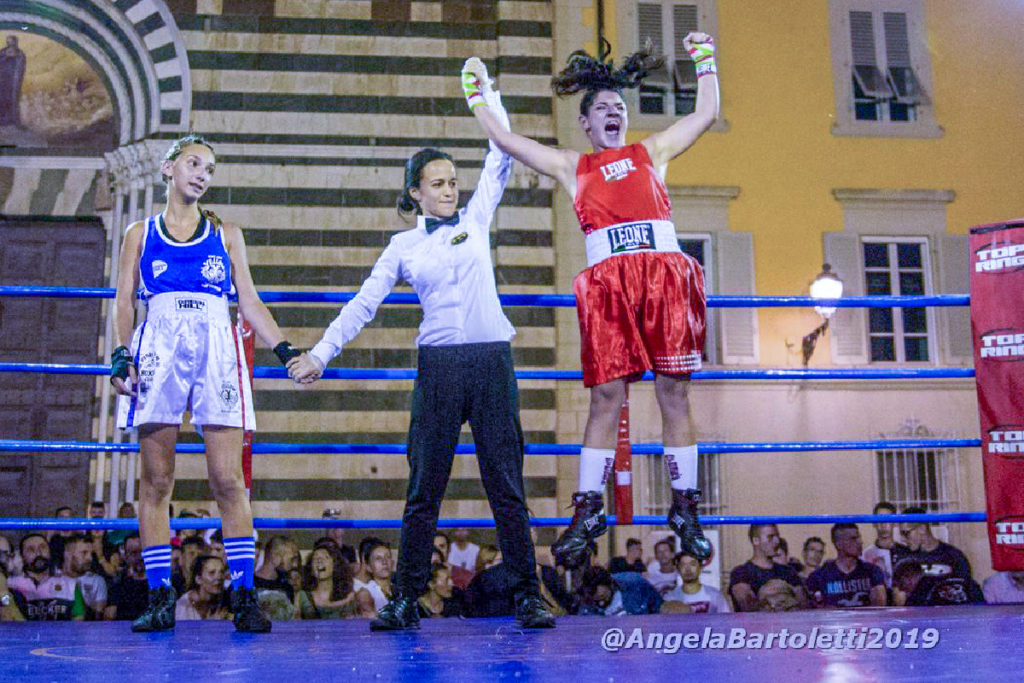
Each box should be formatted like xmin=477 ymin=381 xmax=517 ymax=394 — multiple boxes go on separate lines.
xmin=224 ymin=536 xmax=256 ymax=590
xmin=141 ymin=544 xmax=173 ymax=590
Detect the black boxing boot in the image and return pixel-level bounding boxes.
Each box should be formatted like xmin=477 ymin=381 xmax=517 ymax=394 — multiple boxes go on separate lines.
xmin=231 ymin=588 xmax=272 ymax=633
xmin=131 ymin=586 xmax=176 ymax=632
xmin=515 ymin=594 xmax=556 ymax=629
xmin=551 ymin=491 xmax=606 ymax=569
xmin=668 ymin=488 xmax=712 ymax=562
xmin=370 ymin=594 xmax=420 ymax=631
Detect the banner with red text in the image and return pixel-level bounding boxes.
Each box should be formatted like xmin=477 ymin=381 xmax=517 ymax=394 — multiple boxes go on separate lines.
xmin=970 ymin=218 xmax=1024 ymax=570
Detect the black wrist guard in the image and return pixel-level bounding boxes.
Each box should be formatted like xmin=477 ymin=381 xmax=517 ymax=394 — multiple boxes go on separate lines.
xmin=273 ymin=341 xmax=301 ymax=366
xmin=110 ymin=345 xmax=133 ymax=383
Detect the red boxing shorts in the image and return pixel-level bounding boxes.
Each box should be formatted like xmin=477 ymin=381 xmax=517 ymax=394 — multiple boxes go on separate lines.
xmin=573 ymin=251 xmax=705 ymax=387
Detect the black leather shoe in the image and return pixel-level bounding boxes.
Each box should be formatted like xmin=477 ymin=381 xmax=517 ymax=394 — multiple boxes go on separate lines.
xmin=551 ymin=491 xmax=606 ymax=568
xmin=131 ymin=586 xmax=176 ymax=632
xmin=515 ymin=595 xmax=556 ymax=629
xmin=231 ymin=588 xmax=272 ymax=633
xmin=370 ymin=595 xmax=420 ymax=631
xmin=668 ymin=488 xmax=712 ymax=562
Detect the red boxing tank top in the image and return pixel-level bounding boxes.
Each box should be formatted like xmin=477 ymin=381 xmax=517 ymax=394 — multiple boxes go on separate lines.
xmin=573 ymin=143 xmax=672 ymax=235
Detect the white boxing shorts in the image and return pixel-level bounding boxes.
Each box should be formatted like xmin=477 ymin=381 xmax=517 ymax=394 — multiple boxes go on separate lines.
xmin=116 ymin=291 xmax=256 ymax=431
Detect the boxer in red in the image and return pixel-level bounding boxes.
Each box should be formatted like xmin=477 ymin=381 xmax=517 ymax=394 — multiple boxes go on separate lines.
xmin=464 ymin=32 xmax=719 ymax=567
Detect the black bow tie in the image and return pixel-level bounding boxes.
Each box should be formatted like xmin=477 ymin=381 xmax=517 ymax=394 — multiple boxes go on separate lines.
xmin=425 ymin=213 xmax=460 ymax=234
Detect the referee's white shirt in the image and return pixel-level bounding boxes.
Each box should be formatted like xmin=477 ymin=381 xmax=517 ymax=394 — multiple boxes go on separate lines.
xmin=310 ymin=141 xmax=515 ymax=369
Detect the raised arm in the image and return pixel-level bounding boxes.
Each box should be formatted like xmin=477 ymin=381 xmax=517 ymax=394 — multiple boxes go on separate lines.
xmin=642 ymin=32 xmax=720 ymax=172
xmin=463 ymin=58 xmax=579 ymax=194
xmin=462 ymin=89 xmax=512 ymax=231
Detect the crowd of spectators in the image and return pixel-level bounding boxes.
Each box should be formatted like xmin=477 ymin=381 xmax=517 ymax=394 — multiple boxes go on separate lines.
xmin=1 ymin=501 xmax=1019 ymax=623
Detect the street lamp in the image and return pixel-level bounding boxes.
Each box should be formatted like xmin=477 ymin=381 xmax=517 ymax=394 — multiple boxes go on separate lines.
xmin=802 ymin=264 xmax=844 ymax=366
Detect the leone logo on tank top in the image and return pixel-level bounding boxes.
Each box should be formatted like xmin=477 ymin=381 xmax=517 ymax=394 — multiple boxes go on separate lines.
xmin=599 ymin=157 xmax=637 ymax=182
xmin=608 ymin=222 xmax=655 ymax=254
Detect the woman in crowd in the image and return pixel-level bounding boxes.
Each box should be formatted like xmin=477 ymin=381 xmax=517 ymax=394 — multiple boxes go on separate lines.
xmin=297 ymin=542 xmax=357 ymax=619
xmin=174 ymin=555 xmax=229 ymax=621
xmin=417 ymin=563 xmax=463 ymax=619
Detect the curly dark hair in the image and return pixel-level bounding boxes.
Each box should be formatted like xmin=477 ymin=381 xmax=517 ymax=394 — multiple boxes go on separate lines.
xmin=303 ymin=541 xmax=354 ymax=601
xmin=551 ymin=37 xmax=664 ymax=116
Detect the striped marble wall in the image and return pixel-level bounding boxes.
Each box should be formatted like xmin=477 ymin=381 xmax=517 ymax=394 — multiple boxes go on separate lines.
xmin=161 ymin=0 xmax=560 ymax=544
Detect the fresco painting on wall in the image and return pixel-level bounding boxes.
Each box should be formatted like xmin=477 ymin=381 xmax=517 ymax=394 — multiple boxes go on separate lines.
xmin=0 ymin=32 xmax=116 ymax=151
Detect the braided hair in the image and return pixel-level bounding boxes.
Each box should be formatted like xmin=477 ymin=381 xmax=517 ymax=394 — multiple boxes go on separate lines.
xmin=551 ymin=37 xmax=664 ymax=116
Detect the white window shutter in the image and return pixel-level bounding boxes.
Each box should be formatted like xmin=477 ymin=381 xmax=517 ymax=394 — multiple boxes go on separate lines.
xmin=637 ymin=3 xmax=664 ymax=53
xmin=717 ymin=232 xmax=759 ymax=365
xmin=824 ymin=233 xmax=869 ymax=364
xmin=936 ymin=235 xmax=972 ymax=364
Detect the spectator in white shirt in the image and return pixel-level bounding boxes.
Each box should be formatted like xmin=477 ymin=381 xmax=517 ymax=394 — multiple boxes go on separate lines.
xmin=60 ymin=534 xmax=108 ymax=619
xmin=663 ymin=551 xmax=731 ymax=613
xmin=644 ymin=538 xmax=681 ymax=595
xmin=983 ymin=571 xmax=1024 ymax=604
xmin=447 ymin=528 xmax=480 ymax=571
xmin=288 ymin=78 xmax=553 ymax=632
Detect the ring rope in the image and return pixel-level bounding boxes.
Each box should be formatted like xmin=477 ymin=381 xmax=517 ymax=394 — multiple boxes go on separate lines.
xmin=0 ymin=512 xmax=986 ymax=531
xmin=0 ymin=363 xmax=976 ymax=381
xmin=0 ymin=438 xmax=981 ymax=455
xmin=0 ymin=285 xmax=969 ymax=308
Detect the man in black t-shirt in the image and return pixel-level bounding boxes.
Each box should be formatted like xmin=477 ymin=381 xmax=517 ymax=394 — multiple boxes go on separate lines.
xmin=728 ymin=524 xmax=808 ymax=612
xmin=893 ymin=560 xmax=985 ymax=606
xmin=899 ymin=507 xmax=973 ymax=581
xmin=807 ymin=523 xmax=886 ymax=608
xmin=608 ymin=538 xmax=646 ymax=574
xmin=105 ymin=534 xmax=149 ymax=621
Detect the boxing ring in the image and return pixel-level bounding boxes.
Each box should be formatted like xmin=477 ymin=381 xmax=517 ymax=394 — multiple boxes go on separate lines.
xmin=2 ymin=285 xmax=1020 ymax=681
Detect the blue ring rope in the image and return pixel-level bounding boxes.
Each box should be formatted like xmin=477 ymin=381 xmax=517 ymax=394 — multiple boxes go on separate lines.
xmin=0 ymin=286 xmax=968 ymax=308
xmin=0 ymin=512 xmax=986 ymax=531
xmin=0 ymin=438 xmax=981 ymax=455
xmin=0 ymin=362 xmax=976 ymax=381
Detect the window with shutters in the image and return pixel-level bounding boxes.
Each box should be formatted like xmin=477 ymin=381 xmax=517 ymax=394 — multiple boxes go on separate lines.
xmin=829 ymin=1 xmax=940 ymax=137
xmin=617 ymin=0 xmax=724 ymax=132
xmin=826 ymin=189 xmax=960 ymax=367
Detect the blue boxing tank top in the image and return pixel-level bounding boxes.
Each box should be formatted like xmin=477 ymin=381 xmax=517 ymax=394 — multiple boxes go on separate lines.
xmin=137 ymin=213 xmax=234 ymax=299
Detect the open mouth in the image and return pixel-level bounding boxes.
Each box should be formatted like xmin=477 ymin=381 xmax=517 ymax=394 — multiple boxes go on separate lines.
xmin=605 ymin=121 xmax=621 ymax=135
xmin=188 ymin=181 xmax=205 ymax=193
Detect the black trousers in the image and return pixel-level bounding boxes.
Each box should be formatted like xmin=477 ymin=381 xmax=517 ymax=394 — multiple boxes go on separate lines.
xmin=394 ymin=341 xmax=539 ymax=599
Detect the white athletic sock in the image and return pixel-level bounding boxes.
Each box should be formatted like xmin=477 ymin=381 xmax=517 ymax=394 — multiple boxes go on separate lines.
xmin=578 ymin=447 xmax=615 ymax=492
xmin=664 ymin=444 xmax=699 ymax=491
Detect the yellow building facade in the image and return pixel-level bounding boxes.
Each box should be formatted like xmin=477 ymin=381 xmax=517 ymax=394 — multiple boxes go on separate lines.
xmin=550 ymin=0 xmax=1024 ymax=579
